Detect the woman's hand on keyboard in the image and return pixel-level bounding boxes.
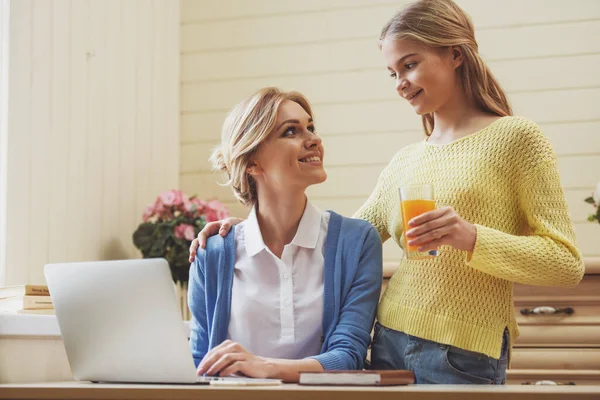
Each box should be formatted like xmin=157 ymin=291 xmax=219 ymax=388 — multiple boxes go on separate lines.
xmin=197 ymin=340 xmax=275 ymax=379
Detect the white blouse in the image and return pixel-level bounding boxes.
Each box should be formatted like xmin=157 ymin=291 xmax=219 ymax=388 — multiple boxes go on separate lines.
xmin=228 ymin=202 xmax=329 ymax=359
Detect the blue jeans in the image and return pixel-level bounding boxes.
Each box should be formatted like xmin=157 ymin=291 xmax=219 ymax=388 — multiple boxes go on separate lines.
xmin=370 ymin=322 xmax=509 ymax=384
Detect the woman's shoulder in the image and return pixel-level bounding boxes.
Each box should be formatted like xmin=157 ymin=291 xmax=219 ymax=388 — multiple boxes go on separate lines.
xmin=329 ymin=212 xmax=381 ymax=242
xmin=197 ymin=228 xmax=236 ymax=264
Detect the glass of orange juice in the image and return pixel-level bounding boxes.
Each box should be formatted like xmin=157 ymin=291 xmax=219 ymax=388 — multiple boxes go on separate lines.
xmin=400 ymin=184 xmax=439 ymax=259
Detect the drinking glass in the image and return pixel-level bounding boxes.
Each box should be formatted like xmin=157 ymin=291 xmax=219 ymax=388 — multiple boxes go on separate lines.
xmin=400 ymin=184 xmax=439 ymax=259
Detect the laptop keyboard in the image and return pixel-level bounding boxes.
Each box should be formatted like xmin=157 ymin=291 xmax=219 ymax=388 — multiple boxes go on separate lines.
xmin=195 ymin=376 xmax=224 ymax=384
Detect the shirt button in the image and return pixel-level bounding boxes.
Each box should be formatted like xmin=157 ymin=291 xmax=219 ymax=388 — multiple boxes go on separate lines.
xmin=285 ymin=300 xmax=291 ymax=306
xmin=283 ymin=273 xmax=289 ymax=279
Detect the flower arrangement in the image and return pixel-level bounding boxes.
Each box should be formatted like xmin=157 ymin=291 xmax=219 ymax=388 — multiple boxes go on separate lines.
xmin=585 ymin=183 xmax=600 ymax=224
xmin=133 ymin=190 xmax=229 ymax=283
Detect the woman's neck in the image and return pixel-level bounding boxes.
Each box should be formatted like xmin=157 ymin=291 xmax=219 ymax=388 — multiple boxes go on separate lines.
xmin=255 ymin=187 xmax=307 ymax=258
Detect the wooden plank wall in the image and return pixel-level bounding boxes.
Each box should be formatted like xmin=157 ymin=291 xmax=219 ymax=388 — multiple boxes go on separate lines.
xmin=180 ymin=0 xmax=600 ymax=269
xmin=2 ymin=0 xmax=180 ymax=285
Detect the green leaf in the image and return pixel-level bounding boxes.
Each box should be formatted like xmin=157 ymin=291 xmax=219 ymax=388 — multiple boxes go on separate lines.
xmin=195 ymin=217 xmax=206 ymax=228
xmin=585 ymin=196 xmax=595 ymax=204
xmin=132 ymin=223 xmax=158 ymax=256
xmin=133 ymin=218 xmax=199 ymax=284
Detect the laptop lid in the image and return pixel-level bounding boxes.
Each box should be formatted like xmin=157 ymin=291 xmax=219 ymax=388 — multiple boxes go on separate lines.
xmin=45 ymin=258 xmax=197 ymax=383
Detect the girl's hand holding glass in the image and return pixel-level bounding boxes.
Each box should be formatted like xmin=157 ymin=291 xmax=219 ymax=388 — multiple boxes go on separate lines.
xmin=405 ymin=205 xmax=477 ymax=254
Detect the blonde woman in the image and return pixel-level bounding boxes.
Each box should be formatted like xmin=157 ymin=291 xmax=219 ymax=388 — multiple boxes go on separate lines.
xmin=187 ymin=88 xmax=382 ymax=383
xmin=190 ymin=0 xmax=584 ymax=384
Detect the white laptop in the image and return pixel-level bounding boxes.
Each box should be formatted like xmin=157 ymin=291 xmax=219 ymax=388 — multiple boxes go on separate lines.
xmin=44 ymin=258 xmax=280 ymax=385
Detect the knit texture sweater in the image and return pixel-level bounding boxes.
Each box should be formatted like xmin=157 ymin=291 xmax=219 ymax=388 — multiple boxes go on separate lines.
xmin=354 ymin=116 xmax=584 ymax=359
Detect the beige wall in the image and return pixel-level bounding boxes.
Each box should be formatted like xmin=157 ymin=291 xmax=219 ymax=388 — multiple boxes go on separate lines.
xmin=1 ymin=0 xmax=180 ymax=286
xmin=180 ymin=0 xmax=600 ymax=267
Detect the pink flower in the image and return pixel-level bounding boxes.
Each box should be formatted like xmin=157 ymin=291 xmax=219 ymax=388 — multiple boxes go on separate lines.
xmin=153 ymin=198 xmax=166 ymax=216
xmin=174 ymin=223 xmax=196 ymax=241
xmin=160 ymin=191 xmax=176 ymax=207
xmin=142 ymin=204 xmax=154 ymax=222
xmin=192 ymin=198 xmax=207 ymax=212
xmin=204 ymin=208 xmax=218 ymax=223
xmin=172 ymin=190 xmax=185 ymax=206
xmin=217 ymin=209 xmax=229 ymax=220
xmin=207 ymin=200 xmax=230 ymax=220
xmin=183 ymin=198 xmax=194 ymax=213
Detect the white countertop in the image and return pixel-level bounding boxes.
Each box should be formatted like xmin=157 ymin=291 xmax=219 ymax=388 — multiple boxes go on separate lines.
xmin=0 ymin=313 xmax=61 ymax=337
xmin=0 ymin=313 xmax=190 ymax=338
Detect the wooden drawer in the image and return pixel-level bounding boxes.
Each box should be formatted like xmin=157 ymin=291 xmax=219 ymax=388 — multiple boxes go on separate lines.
xmin=507 ymin=369 xmax=600 ymax=386
xmin=514 ymin=275 xmax=600 ymax=303
xmin=514 ymin=303 xmax=600 ymax=347
xmin=511 ymin=348 xmax=600 ymax=370
xmin=514 ymin=274 xmax=600 ymax=347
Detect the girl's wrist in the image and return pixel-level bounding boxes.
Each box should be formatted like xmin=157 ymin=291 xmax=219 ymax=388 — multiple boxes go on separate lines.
xmin=467 ymin=223 xmax=477 ymax=252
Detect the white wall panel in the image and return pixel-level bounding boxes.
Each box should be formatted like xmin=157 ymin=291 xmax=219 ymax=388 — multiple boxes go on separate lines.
xmin=2 ymin=0 xmax=180 ymax=285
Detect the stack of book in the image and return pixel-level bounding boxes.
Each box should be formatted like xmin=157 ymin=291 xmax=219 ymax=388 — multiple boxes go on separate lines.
xmin=0 ymin=284 xmax=54 ymax=315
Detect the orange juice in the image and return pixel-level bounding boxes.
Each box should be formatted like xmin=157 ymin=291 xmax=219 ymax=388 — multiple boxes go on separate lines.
xmin=401 ymin=199 xmax=436 ymax=255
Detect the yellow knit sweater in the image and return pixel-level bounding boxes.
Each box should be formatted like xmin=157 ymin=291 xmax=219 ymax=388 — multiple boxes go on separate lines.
xmin=354 ymin=116 xmax=584 ymax=359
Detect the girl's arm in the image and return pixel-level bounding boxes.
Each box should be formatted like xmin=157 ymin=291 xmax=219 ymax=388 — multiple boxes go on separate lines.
xmin=353 ymin=167 xmax=393 ymax=242
xmin=466 ymin=157 xmax=584 ymax=287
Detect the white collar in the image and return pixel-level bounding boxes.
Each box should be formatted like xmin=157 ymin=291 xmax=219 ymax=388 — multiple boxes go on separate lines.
xmin=244 ymin=201 xmax=323 ymax=257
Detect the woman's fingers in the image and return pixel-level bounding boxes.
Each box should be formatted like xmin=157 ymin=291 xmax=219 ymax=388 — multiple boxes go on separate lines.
xmin=198 ymin=340 xmax=234 ymax=374
xmin=218 ymin=361 xmax=247 ymax=378
xmin=206 ymin=353 xmax=246 ymax=376
xmin=199 ymin=341 xmax=246 ymax=375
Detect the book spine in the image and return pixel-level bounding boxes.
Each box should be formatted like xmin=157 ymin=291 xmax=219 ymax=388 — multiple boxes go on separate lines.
xmin=24 ymin=286 xmax=50 ymax=296
xmin=22 ymin=295 xmax=54 ymax=310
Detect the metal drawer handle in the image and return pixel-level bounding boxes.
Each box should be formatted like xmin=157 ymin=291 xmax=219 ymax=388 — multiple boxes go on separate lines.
xmin=520 ymin=306 xmax=574 ymax=316
xmin=522 ymin=380 xmax=576 ymax=386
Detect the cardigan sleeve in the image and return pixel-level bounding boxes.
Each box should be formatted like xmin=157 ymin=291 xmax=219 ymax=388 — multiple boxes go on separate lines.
xmin=188 ymin=249 xmax=210 ymax=367
xmin=309 ymin=225 xmax=383 ymax=370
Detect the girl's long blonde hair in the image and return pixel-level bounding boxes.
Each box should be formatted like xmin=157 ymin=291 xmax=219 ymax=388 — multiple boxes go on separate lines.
xmin=380 ymin=0 xmax=512 ymax=135
xmin=210 ymin=87 xmax=313 ymax=207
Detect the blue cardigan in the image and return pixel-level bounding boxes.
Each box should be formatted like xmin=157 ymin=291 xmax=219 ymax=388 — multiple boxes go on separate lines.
xmin=188 ymin=211 xmax=383 ymax=371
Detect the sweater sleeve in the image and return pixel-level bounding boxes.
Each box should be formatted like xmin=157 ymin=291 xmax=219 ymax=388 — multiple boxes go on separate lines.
xmin=309 ymin=225 xmax=383 ymax=370
xmin=188 ymin=250 xmax=210 ymax=367
xmin=466 ymin=144 xmax=584 ymax=287
xmin=353 ymin=166 xmax=392 ymax=242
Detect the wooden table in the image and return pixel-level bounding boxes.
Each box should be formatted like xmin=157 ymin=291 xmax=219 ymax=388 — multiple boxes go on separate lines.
xmin=0 ymin=381 xmax=599 ymax=400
